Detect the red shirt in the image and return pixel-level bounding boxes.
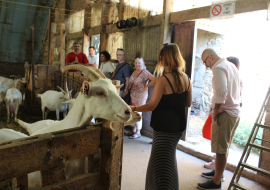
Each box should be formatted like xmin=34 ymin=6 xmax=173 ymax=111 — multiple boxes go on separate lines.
xmin=65 ymin=52 xmax=89 ymax=72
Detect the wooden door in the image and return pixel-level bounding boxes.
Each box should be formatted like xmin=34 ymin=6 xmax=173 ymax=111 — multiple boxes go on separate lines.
xmin=172 ymin=21 xmax=197 ymax=141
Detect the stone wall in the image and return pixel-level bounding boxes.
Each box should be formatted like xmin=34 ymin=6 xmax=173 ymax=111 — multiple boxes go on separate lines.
xmin=192 ymin=29 xmax=225 ymax=116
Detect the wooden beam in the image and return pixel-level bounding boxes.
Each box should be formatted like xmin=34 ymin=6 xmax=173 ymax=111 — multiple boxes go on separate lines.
xmin=49 ymin=22 xmax=57 ymax=65
xmin=100 ymin=2 xmax=110 ymax=52
xmin=83 ymin=6 xmax=91 ymax=55
xmin=119 ymin=0 xmax=124 ymax=20
xmin=40 ymin=173 xmax=99 ymax=190
xmin=170 ymin=0 xmax=269 ymax=23
xmin=100 ymin=120 xmax=124 ymax=190
xmin=60 ymin=23 xmax=66 ymax=69
xmin=88 ymin=26 xmax=101 ymax=36
xmin=160 ymin=0 xmax=174 ymax=47
xmin=0 ymin=126 xmax=100 ymax=181
xmin=66 ymin=31 xmax=84 ymax=40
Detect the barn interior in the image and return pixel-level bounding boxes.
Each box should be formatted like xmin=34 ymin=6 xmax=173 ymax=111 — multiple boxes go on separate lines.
xmin=0 ymin=0 xmax=270 ymax=189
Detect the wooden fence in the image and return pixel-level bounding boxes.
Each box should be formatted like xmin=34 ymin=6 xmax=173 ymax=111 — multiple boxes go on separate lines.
xmin=0 ymin=120 xmax=124 ymax=190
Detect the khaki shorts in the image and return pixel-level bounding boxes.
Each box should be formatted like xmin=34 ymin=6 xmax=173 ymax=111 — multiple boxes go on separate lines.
xmin=211 ymin=112 xmax=240 ymax=154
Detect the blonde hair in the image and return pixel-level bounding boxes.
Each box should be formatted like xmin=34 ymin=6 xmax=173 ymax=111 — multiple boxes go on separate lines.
xmin=154 ymin=43 xmax=186 ymax=93
xmin=134 ymin=57 xmax=146 ymax=69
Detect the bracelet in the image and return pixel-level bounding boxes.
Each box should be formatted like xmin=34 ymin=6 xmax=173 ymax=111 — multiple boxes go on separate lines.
xmin=134 ymin=106 xmax=136 ymax=111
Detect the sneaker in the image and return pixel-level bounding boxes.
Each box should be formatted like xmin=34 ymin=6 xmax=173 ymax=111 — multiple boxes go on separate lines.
xmin=197 ymin=179 xmax=222 ymax=190
xmin=204 ymin=160 xmax=215 ymax=169
xmin=201 ymin=169 xmax=225 ymax=181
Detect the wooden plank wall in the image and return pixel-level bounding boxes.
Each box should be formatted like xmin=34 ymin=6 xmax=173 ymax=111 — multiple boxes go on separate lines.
xmin=0 ymin=125 xmax=101 ymax=189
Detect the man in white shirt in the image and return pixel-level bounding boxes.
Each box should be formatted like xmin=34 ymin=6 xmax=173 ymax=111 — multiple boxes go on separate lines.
xmin=198 ymin=48 xmax=241 ymax=190
xmin=87 ymin=46 xmax=99 ymax=68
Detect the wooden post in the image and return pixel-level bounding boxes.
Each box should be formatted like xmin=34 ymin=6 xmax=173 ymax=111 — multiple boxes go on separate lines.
xmin=100 ymin=2 xmax=110 ymax=52
xmin=119 ymin=0 xmax=124 ymax=20
xmin=160 ymin=0 xmax=174 ymax=48
xmin=60 ymin=23 xmax=66 ymax=69
xmin=100 ymin=120 xmax=124 ymax=190
xmin=49 ymin=22 xmax=57 ymax=65
xmin=83 ymin=5 xmax=91 ymax=55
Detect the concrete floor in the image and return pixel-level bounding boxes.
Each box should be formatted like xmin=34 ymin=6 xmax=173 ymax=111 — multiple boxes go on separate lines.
xmin=121 ymin=135 xmax=268 ymax=190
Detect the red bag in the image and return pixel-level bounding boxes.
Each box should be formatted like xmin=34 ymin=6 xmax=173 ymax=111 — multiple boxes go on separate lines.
xmin=202 ymin=114 xmax=212 ymax=140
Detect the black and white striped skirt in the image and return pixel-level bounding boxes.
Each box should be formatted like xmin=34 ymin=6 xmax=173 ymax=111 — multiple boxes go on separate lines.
xmin=145 ymin=130 xmax=183 ymax=190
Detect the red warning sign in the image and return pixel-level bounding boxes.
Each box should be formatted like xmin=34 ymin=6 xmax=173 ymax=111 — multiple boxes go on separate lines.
xmin=212 ymin=5 xmax=222 ymax=16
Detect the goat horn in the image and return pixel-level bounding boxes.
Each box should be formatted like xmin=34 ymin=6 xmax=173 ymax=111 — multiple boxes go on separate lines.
xmin=66 ymin=82 xmax=69 ymax=92
xmin=62 ymin=65 xmax=100 ymax=82
xmin=57 ymin=86 xmax=65 ymax=93
xmin=10 ymin=75 xmax=18 ymax=79
xmin=86 ymin=66 xmax=106 ymax=79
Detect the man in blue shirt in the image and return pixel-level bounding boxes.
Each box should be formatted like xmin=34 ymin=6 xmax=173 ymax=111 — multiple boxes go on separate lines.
xmin=111 ymin=48 xmax=130 ymax=97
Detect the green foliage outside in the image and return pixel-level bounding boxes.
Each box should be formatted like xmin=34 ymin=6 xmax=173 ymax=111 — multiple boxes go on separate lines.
xmin=233 ymin=119 xmax=263 ymax=153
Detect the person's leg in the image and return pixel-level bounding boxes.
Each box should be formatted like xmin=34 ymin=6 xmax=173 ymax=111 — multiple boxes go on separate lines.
xmin=129 ymin=112 xmax=142 ymax=139
xmin=212 ymin=153 xmax=226 ymax=185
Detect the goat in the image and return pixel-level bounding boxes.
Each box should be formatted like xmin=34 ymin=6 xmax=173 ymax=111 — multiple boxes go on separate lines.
xmin=17 ymin=111 xmax=141 ymax=136
xmin=0 ymin=76 xmax=27 ymax=117
xmin=37 ymin=83 xmax=73 ymax=120
xmin=31 ymin=64 xmax=131 ymax=136
xmin=4 ymin=79 xmax=27 ymax=122
xmin=0 ymin=129 xmax=41 ymax=189
xmin=0 ymin=76 xmax=13 ymax=87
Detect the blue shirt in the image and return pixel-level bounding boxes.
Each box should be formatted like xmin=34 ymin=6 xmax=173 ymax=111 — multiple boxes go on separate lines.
xmin=114 ymin=61 xmax=131 ymax=91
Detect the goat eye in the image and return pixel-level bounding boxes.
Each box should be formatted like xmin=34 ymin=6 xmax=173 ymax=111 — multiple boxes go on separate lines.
xmin=96 ymin=92 xmax=104 ymax=96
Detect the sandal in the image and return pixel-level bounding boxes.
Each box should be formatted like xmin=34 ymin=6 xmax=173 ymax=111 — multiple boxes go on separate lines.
xmin=124 ymin=131 xmax=135 ymax=136
xmin=129 ymin=133 xmax=141 ymax=139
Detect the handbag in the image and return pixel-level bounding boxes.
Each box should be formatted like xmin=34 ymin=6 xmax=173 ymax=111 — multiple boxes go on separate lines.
xmin=123 ymin=69 xmax=144 ymax=105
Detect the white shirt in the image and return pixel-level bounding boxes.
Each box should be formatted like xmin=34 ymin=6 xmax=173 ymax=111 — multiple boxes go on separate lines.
xmin=88 ymin=55 xmax=99 ymax=66
xmin=100 ymin=61 xmax=115 ymax=78
xmin=211 ymin=58 xmax=241 ymax=117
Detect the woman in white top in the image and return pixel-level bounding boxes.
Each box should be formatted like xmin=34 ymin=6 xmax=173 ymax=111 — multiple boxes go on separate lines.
xmin=99 ymin=51 xmax=115 ymax=78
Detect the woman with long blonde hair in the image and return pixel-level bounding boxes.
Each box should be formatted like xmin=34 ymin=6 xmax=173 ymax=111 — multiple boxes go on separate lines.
xmin=130 ymin=44 xmax=192 ymax=189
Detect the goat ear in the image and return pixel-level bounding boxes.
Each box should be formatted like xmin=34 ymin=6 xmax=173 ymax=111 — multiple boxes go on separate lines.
xmin=83 ymin=81 xmax=91 ymax=97
xmin=115 ymin=84 xmax=124 ymax=90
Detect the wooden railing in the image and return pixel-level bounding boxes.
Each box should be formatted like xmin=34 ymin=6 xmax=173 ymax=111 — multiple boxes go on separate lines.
xmin=0 ymin=120 xmax=124 ymax=190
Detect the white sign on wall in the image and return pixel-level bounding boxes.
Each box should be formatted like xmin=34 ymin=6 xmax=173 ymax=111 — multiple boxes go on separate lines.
xmin=210 ymin=1 xmax=236 ymax=20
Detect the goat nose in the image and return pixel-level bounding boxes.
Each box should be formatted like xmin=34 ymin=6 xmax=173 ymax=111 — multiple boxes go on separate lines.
xmin=125 ymin=109 xmax=131 ymax=115
xmin=136 ymin=113 xmax=140 ymax=116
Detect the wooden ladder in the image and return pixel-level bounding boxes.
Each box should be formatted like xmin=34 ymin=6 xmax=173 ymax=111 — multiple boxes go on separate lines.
xmin=228 ymin=85 xmax=270 ymax=190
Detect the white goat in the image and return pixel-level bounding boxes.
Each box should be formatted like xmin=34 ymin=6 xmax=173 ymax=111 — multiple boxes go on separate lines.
xmin=0 ymin=76 xmax=27 ymax=117
xmin=31 ymin=65 xmax=131 ymax=136
xmin=17 ymin=111 xmax=141 ymax=136
xmin=5 ymin=88 xmax=22 ymax=122
xmin=0 ymin=129 xmax=41 ymax=189
xmin=37 ymin=84 xmax=73 ymax=120
xmin=0 ymin=76 xmax=13 ymax=87
xmin=4 ymin=79 xmax=27 ymax=122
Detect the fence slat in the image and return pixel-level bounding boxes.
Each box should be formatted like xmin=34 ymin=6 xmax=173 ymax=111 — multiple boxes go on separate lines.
xmin=12 ymin=175 xmax=28 ymax=190
xmin=40 ymin=173 xmax=99 ymax=190
xmin=41 ymin=166 xmax=65 ymax=187
xmin=0 ymin=126 xmax=100 ymax=182
xmin=100 ymin=120 xmax=124 ymax=190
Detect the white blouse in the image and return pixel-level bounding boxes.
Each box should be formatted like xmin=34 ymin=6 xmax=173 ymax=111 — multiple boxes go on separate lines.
xmin=100 ymin=61 xmax=115 ymax=78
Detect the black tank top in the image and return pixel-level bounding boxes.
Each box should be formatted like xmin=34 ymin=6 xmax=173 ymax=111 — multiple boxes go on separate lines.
xmin=150 ymin=75 xmax=190 ymax=133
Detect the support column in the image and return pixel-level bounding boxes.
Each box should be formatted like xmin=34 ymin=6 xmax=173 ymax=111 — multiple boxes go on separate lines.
xmin=83 ymin=4 xmax=91 ymax=55
xmin=49 ymin=23 xmax=57 ymax=65
xmin=160 ymin=0 xmax=174 ymax=48
xmin=60 ymin=23 xmax=66 ymax=69
xmin=100 ymin=2 xmax=110 ymax=52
